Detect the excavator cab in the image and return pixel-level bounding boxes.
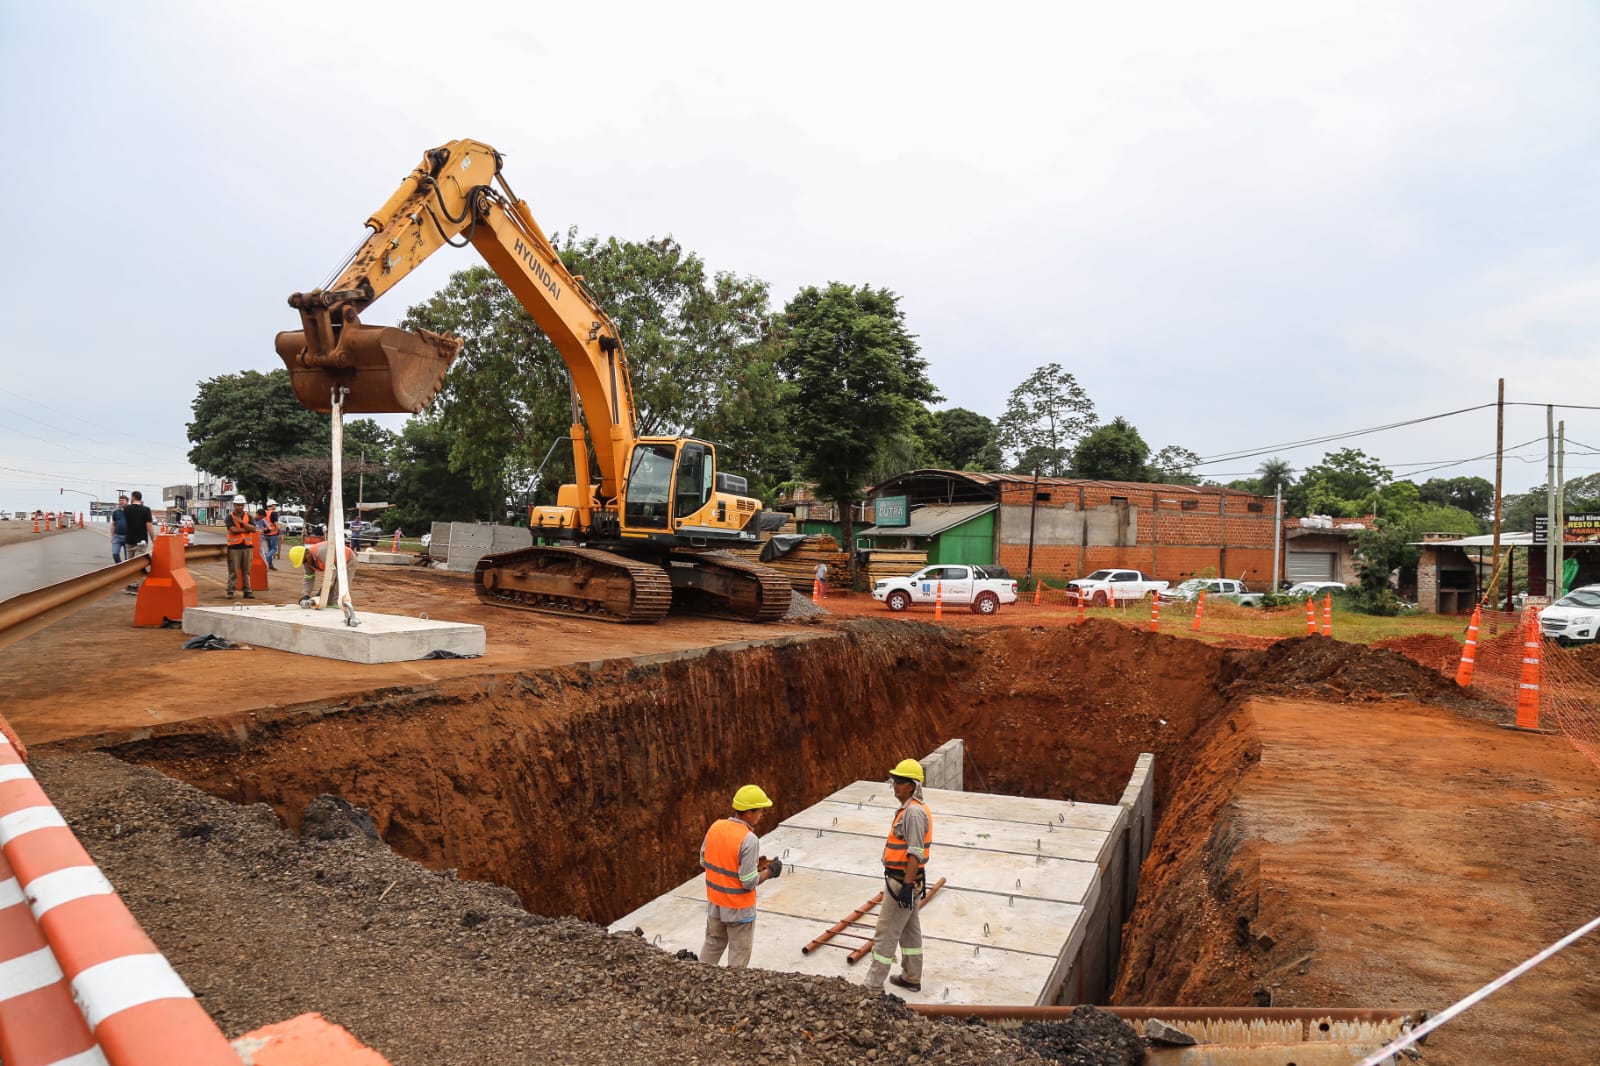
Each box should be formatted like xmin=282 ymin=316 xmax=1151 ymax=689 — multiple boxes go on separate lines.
xmin=621 ymin=439 xmax=760 ymax=539
xmin=274 ymin=299 xmax=461 ymax=414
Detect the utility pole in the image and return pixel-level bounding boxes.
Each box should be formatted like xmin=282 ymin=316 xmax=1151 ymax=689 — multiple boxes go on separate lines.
xmin=1546 ymin=406 xmax=1556 ymax=600
xmin=1557 ymin=419 xmax=1566 ymax=596
xmin=1272 ymin=483 xmax=1283 ymax=590
xmin=357 ymin=447 xmax=366 ymax=520
xmin=1492 ymin=379 xmax=1504 ymax=606
xmin=1024 ymin=465 xmax=1041 ymax=585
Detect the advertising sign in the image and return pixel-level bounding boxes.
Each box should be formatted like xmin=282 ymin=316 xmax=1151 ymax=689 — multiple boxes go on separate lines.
xmin=1533 ymin=513 xmax=1600 ymax=545
xmin=875 ymin=495 xmax=909 ymax=528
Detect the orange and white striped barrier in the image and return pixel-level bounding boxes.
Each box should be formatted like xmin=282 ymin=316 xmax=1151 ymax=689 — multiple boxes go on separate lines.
xmin=1076 ymin=592 xmax=1085 ymax=625
xmin=1455 ymin=606 xmax=1482 ymax=687
xmin=1305 ymin=597 xmax=1316 ymax=635
xmin=1515 ymin=608 xmax=1543 ymax=730
xmin=1148 ymin=592 xmax=1160 ymax=633
xmin=1191 ymin=589 xmax=1205 ymax=631
xmin=934 ymin=581 xmax=944 ymax=621
xmin=1322 ymin=592 xmax=1332 ymax=637
xmin=0 ymin=732 xmax=239 ymax=1065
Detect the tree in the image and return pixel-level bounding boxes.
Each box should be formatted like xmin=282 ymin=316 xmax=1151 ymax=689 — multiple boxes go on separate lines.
xmin=995 ymin=364 xmax=1097 ymax=476
xmin=1256 ymin=457 xmax=1295 ymax=499
xmin=1289 ymin=448 xmax=1392 ymax=517
xmin=386 ymin=417 xmax=499 ymax=532
xmin=779 ymin=282 xmax=939 ymax=561
xmin=1417 ymin=476 xmax=1495 ymax=521
xmin=186 ymin=369 xmax=325 ymax=501
xmin=1147 ymin=444 xmax=1203 ymax=486
xmin=1072 ymin=417 xmax=1149 ymax=481
xmin=929 ymin=408 xmax=1002 ymax=471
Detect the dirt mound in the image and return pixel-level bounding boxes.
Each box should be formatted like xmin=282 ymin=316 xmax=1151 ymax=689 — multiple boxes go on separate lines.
xmin=1372 ymin=633 xmax=1463 ymax=674
xmin=1226 ymin=636 xmax=1493 ymax=715
xmin=1015 ymin=1007 xmax=1146 ymax=1064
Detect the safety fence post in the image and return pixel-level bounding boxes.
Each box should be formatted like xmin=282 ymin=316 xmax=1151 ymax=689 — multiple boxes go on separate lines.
xmin=934 ymin=581 xmax=944 ymax=621
xmin=1515 ymin=607 xmax=1543 ymax=730
xmin=1455 ymin=606 xmax=1482 ymax=687
xmin=1075 ymin=592 xmax=1085 ymax=625
xmin=1191 ymin=589 xmax=1205 ymax=631
xmin=1148 ymin=592 xmax=1160 ymax=633
xmin=1305 ymin=597 xmax=1316 ymax=636
xmin=1322 ymin=592 xmax=1332 ymax=637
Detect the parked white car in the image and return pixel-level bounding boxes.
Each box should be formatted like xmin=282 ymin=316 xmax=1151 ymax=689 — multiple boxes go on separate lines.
xmin=873 ymin=565 xmax=1019 ymax=615
xmin=279 ymin=514 xmax=306 ymax=534
xmin=1539 ymin=585 xmax=1600 ymax=645
xmin=1066 ymin=569 xmax=1170 ymax=606
xmin=1160 ymin=578 xmax=1264 ymax=606
xmin=1285 ymin=581 xmax=1347 ymax=598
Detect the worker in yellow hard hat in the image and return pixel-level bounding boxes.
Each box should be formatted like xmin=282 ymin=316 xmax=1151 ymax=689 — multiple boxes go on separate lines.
xmin=291 ymin=539 xmax=357 ymax=607
xmin=698 ymin=784 xmax=782 ymax=968
xmin=866 ymin=758 xmax=933 ymax=994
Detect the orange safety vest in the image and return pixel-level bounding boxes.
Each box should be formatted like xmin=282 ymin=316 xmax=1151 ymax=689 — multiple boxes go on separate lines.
xmin=263 ymin=506 xmax=279 ymax=536
xmin=305 ymin=542 xmax=355 ymax=572
xmin=882 ymin=798 xmax=933 ymax=878
xmin=702 ymin=817 xmax=756 ymax=911
xmin=225 ymin=511 xmax=255 ymax=547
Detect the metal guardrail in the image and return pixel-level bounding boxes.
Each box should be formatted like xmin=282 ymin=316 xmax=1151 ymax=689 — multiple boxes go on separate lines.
xmin=0 ymin=546 xmax=224 ymax=653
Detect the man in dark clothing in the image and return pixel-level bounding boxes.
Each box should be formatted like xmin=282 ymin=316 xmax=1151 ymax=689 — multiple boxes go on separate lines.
xmin=110 ymin=495 xmax=129 ymax=563
xmin=121 ymin=491 xmax=157 ymax=593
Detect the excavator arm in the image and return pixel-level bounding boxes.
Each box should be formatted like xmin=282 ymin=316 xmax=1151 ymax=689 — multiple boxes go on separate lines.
xmin=275 ymin=139 xmax=639 ymax=508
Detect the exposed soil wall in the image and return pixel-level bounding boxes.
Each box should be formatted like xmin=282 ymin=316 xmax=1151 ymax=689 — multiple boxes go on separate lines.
xmin=106 ymin=619 xmax=1242 ymax=926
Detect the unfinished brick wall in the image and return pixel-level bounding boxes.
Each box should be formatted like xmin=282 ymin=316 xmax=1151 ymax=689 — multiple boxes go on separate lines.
xmin=995 ymin=482 xmax=1277 ymax=585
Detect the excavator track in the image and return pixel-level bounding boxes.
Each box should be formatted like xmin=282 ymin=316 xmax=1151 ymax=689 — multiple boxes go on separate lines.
xmin=473 ymin=546 xmax=673 ymax=624
xmin=669 ymin=552 xmax=794 ymax=623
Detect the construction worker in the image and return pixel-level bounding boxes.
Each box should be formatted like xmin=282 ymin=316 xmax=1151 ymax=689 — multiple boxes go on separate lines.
xmin=290 ymin=541 xmax=357 ymax=607
xmin=261 ymin=499 xmax=281 ymax=569
xmin=223 ymin=495 xmax=255 ymax=600
xmin=699 ymin=785 xmax=782 ymax=968
xmin=866 ymin=758 xmax=933 ymax=994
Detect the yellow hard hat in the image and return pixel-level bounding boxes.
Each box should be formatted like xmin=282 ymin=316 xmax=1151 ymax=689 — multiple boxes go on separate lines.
xmin=732 ymin=785 xmax=773 ymax=811
xmin=288 ymin=545 xmax=306 ymax=568
xmin=889 ymin=758 xmax=925 ymax=783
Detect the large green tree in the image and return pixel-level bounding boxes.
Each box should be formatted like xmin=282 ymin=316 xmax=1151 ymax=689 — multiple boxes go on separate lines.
xmin=1289 ymin=448 xmax=1392 ymax=517
xmin=779 ymin=282 xmax=939 ymax=559
xmin=386 ymin=417 xmax=499 ymax=532
xmin=929 ymin=408 xmax=1002 ymax=471
xmin=1418 ymin=475 xmax=1495 ymax=522
xmin=1072 ymin=417 xmax=1150 ymax=480
xmin=996 ymin=363 xmax=1097 ymax=476
xmin=1146 ymin=444 xmax=1203 ymax=485
xmin=186 ymin=369 xmax=325 ymax=501
xmin=402 ymin=233 xmax=784 ymax=508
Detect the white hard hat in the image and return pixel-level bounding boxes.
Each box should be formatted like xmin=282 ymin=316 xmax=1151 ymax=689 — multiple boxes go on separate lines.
xmin=266 ymin=498 xmax=278 ymax=506
xmin=232 ymin=495 xmax=246 ymax=504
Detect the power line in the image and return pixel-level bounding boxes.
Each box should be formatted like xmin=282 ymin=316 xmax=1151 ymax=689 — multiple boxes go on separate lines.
xmin=1194 ymin=403 xmax=1497 ymax=467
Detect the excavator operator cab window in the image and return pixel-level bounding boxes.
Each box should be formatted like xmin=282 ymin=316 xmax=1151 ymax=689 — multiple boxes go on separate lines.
xmin=624 ymin=444 xmax=676 ymax=529
xmin=675 ymin=442 xmax=713 ymax=520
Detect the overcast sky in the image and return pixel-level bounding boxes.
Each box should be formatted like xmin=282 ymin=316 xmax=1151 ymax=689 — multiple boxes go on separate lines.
xmin=3 ymin=1 xmax=1598 ymax=515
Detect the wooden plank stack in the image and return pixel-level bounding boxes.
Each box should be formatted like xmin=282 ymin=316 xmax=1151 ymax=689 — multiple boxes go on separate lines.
xmin=730 ymin=534 xmax=852 ymax=592
xmin=860 ymin=548 xmax=927 ymax=585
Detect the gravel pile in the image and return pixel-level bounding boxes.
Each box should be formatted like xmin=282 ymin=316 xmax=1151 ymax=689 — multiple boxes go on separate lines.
xmin=34 ymin=753 xmax=1133 ymax=1065
xmin=1014 ymin=1007 xmax=1146 ymax=1064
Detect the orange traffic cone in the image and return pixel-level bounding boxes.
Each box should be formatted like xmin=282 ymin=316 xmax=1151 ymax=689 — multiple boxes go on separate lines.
xmin=1191 ymin=589 xmax=1206 ymax=631
xmin=1455 ymin=606 xmax=1482 ymax=687
xmin=1515 ymin=608 xmax=1543 ymax=730
xmin=1305 ymin=597 xmax=1316 ymax=635
xmin=1322 ymin=592 xmax=1332 ymax=637
xmin=811 ymin=578 xmax=820 ymax=605
xmin=1032 ymin=579 xmax=1043 ymax=607
xmin=78 ymin=512 xmax=84 ymax=527
xmin=1148 ymin=592 xmax=1161 ymax=632
xmin=32 ymin=515 xmax=39 ymax=533
xmin=934 ymin=580 xmax=944 ymax=621
xmin=1076 ymin=591 xmax=1085 ymax=625
xmin=393 ymin=529 xmax=402 ymax=552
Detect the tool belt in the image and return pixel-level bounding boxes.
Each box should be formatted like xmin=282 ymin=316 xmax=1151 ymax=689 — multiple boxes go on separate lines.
xmin=884 ymin=868 xmax=928 ymax=899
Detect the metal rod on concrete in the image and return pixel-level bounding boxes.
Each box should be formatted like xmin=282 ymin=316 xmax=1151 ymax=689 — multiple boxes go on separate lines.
xmin=910 ymin=1004 xmax=1427 ymax=1026
xmin=847 ymin=877 xmax=947 ymax=963
xmin=802 ymin=892 xmax=883 ymax=954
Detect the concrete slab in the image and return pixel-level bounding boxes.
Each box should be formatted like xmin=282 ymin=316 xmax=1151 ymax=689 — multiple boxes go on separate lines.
xmin=182 ymin=605 xmax=485 ymax=664
xmin=609 ymin=777 xmax=1131 ymax=1005
xmin=355 ymin=550 xmax=413 ymax=567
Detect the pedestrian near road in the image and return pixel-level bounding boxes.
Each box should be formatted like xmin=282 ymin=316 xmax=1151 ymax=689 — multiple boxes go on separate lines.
xmin=110 ymin=495 xmax=129 ymax=563
xmin=290 ymin=541 xmax=356 ymax=605
xmin=865 ymin=758 xmax=933 ymax=994
xmin=224 ymin=495 xmax=255 ymax=599
xmin=261 ymin=499 xmax=281 ymax=569
xmin=815 ymin=560 xmax=828 ymax=598
xmin=122 ymin=491 xmax=155 ymax=559
xmin=699 ymin=785 xmax=782 ymax=968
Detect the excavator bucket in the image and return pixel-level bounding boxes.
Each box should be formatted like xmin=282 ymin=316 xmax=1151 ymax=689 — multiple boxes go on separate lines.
xmin=274 ymin=325 xmax=462 ymax=414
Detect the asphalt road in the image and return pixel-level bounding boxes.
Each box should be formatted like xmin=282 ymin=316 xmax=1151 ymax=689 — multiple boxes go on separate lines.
xmin=0 ymin=527 xmax=226 ymax=601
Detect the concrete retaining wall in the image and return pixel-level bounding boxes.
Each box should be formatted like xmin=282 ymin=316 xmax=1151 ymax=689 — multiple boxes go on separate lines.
xmin=429 ymin=522 xmax=533 ymax=573
xmin=919 ymin=739 xmax=964 ymax=791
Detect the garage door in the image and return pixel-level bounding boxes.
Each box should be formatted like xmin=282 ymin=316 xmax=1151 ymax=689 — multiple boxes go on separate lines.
xmin=1288 ymin=551 xmax=1337 ymax=582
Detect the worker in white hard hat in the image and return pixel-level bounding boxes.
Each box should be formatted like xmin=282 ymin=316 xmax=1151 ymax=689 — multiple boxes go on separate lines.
xmin=223 ymin=495 xmax=255 ymax=599
xmin=698 ymin=784 xmax=782 ymax=968
xmin=865 ymin=758 xmax=933 ymax=994
xmin=289 ymin=541 xmax=357 ymax=607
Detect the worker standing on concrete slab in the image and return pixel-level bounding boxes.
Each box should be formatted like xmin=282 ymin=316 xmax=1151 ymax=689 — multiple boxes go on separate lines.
xmin=291 ymin=541 xmax=356 ymax=607
xmin=866 ymin=758 xmax=933 ymax=994
xmin=223 ymin=495 xmax=256 ymax=600
xmin=699 ymin=785 xmax=782 ymax=968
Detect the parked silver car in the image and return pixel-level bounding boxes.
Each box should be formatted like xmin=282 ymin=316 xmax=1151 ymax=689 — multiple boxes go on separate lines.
xmin=1539 ymin=585 xmax=1600 ymax=645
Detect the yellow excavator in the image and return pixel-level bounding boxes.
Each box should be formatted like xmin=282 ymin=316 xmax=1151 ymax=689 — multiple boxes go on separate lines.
xmin=274 ymin=139 xmax=791 ymax=623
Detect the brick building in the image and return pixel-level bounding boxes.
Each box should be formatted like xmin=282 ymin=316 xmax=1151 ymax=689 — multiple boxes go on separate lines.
xmin=863 ymin=470 xmax=1279 ymax=585
xmin=1281 ymin=515 xmax=1376 ymax=585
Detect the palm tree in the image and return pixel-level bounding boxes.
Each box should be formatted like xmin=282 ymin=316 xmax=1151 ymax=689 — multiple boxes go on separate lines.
xmin=1257 ymin=457 xmax=1295 ymax=498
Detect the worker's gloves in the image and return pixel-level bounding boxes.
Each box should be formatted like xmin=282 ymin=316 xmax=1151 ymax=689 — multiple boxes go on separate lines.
xmin=767 ymin=858 xmax=783 ymax=880
xmin=895 ymin=881 xmax=915 ymax=909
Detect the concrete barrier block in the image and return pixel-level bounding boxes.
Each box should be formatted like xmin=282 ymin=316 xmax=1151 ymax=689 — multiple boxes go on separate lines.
xmin=183 ymin=605 xmax=485 ymax=664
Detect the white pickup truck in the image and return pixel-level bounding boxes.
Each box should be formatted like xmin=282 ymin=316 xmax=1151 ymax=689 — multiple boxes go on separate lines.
xmin=873 ymin=565 xmax=1019 ymax=615
xmin=1158 ymin=578 xmax=1264 ymax=607
xmin=1066 ymin=569 xmax=1170 ymax=606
